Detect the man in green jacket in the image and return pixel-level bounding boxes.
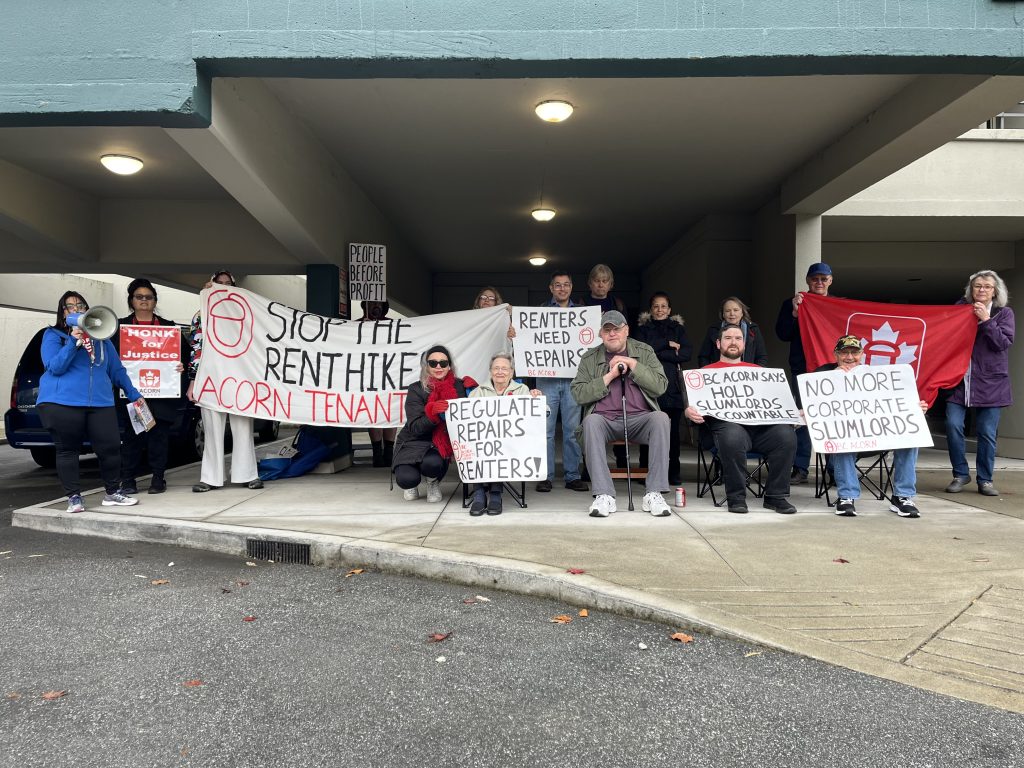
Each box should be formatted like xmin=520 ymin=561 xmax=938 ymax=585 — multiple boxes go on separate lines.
xmin=570 ymin=310 xmax=672 ymax=518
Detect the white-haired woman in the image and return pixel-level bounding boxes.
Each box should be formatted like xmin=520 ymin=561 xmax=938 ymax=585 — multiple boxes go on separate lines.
xmin=945 ymin=269 xmax=1015 ymax=497
xmin=467 ymin=353 xmax=542 ymax=516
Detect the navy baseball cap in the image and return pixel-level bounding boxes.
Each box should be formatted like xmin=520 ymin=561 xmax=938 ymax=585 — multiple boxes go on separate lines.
xmin=806 ymin=263 xmax=832 ymax=278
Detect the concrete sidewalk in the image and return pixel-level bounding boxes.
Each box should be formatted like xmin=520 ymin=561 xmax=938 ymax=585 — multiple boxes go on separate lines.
xmin=12 ymin=447 xmax=1024 ymax=714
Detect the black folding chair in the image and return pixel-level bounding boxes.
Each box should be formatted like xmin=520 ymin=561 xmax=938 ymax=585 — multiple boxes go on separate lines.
xmin=695 ymin=427 xmax=768 ymax=507
xmin=461 ymin=482 xmax=528 ymax=509
xmin=815 ymin=451 xmax=893 ymax=506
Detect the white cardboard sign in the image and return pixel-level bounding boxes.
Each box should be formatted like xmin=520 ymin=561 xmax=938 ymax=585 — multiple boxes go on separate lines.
xmin=683 ymin=366 xmax=802 ymax=425
xmin=510 ymin=306 xmax=602 ymax=378
xmin=797 ymin=364 xmax=933 ymax=453
xmin=348 ymin=243 xmax=386 ymax=302
xmin=446 ymin=396 xmax=547 ymax=483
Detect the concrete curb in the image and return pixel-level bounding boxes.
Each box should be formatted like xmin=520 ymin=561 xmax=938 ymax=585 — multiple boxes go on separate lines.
xmin=13 ymin=505 xmax=1024 ymax=714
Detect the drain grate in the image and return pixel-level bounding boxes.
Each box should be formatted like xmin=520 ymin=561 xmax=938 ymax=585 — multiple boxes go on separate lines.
xmin=246 ymin=539 xmax=312 ymax=565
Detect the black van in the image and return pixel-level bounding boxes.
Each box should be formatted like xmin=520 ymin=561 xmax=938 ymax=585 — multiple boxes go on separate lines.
xmin=4 ymin=327 xmax=279 ymax=467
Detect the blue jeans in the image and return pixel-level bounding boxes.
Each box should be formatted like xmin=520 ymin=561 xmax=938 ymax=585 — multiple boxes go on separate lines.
xmin=946 ymin=402 xmax=1001 ymax=483
xmin=833 ymin=448 xmax=919 ymax=499
xmin=536 ymin=377 xmax=581 ymax=482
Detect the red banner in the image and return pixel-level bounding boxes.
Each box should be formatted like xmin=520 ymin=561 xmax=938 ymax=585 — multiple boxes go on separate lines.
xmin=798 ymin=293 xmax=976 ymax=407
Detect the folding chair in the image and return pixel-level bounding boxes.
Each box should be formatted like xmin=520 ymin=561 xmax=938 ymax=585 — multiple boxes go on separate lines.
xmin=461 ymin=482 xmax=528 ymax=509
xmin=695 ymin=428 xmax=768 ymax=507
xmin=815 ymin=451 xmax=894 ymax=506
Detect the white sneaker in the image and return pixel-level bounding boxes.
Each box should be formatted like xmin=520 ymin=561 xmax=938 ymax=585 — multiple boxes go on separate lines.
xmin=67 ymin=494 xmax=85 ymax=514
xmin=403 ymin=487 xmax=420 ymax=501
xmin=102 ymin=492 xmax=138 ymax=507
xmin=425 ymin=478 xmax=443 ymax=503
xmin=642 ymin=492 xmax=671 ymax=517
xmin=588 ymin=494 xmax=616 ymax=518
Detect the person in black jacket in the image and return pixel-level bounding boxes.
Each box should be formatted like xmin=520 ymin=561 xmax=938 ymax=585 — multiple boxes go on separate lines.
xmin=112 ymin=278 xmax=186 ymax=495
xmin=634 ymin=292 xmax=692 ymax=485
xmin=697 ymin=296 xmax=769 ymax=367
xmin=392 ymin=345 xmax=475 ymax=503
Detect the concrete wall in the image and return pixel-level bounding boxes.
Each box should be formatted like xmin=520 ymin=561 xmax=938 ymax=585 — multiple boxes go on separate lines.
xmin=4 ymin=1 xmax=1024 ymax=123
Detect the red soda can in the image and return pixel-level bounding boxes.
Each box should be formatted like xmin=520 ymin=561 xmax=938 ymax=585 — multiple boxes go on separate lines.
xmin=674 ymin=487 xmax=686 ymax=507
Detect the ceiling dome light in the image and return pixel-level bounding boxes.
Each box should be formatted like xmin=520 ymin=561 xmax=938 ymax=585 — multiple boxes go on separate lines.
xmin=529 ymin=256 xmax=548 ymax=266
xmin=534 ymin=100 xmax=574 ymax=123
xmin=100 ymin=154 xmax=144 ymax=175
xmin=531 ymin=208 xmax=556 ymax=222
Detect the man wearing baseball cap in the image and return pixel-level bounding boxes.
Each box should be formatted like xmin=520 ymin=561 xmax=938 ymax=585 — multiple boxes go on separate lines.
xmin=776 ymin=262 xmax=833 ymax=486
xmin=815 ymin=334 xmax=927 ymax=518
xmin=570 ymin=310 xmax=672 ymax=518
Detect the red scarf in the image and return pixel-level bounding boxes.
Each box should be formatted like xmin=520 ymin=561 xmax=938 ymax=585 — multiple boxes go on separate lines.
xmin=426 ymin=371 xmax=458 ymax=458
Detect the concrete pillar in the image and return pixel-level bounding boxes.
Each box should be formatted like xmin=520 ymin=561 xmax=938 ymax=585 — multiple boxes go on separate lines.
xmin=793 ymin=214 xmax=823 ymax=290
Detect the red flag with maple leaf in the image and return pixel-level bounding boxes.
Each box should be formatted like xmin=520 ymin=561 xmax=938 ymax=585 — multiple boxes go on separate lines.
xmin=798 ymin=293 xmax=976 ymax=407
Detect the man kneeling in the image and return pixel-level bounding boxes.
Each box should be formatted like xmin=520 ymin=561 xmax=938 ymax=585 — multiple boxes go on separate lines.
xmin=571 ymin=311 xmax=672 ymax=518
xmin=685 ymin=324 xmax=798 ymax=515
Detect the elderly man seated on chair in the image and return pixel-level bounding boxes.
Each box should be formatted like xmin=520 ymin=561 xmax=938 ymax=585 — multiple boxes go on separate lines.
xmin=570 ymin=310 xmax=672 ymax=518
xmin=685 ymin=324 xmax=798 ymax=515
xmin=817 ymin=335 xmax=927 ymax=519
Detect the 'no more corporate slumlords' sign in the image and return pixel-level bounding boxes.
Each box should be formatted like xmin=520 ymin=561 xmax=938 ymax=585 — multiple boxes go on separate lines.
xmin=683 ymin=366 xmax=802 ymax=425
xmin=446 ymin=397 xmax=547 ymax=483
xmin=511 ymin=306 xmax=602 ymax=378
xmin=348 ymin=243 xmax=386 ymax=303
xmin=797 ymin=364 xmax=933 ymax=453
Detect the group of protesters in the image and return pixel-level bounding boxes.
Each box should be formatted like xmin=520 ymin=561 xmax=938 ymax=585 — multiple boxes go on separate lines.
xmin=36 ymin=263 xmax=1013 ymax=521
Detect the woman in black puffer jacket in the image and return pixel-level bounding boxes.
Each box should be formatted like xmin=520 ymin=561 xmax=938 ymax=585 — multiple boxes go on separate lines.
xmin=634 ymin=292 xmax=692 ymax=485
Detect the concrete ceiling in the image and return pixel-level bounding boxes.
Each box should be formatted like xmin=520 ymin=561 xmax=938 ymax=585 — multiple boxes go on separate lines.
xmin=263 ymin=75 xmax=915 ymax=274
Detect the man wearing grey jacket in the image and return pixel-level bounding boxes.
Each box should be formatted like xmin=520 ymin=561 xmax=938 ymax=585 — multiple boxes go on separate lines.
xmin=570 ymin=310 xmax=672 ymax=518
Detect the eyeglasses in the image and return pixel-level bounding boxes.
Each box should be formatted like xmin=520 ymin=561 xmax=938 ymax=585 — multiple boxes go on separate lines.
xmin=426 ymin=359 xmax=450 ymax=368
xmin=973 ymin=284 xmax=995 ymax=291
xmin=551 ymin=282 xmax=572 ymax=290
xmin=478 ymin=295 xmax=497 ymax=303
xmin=491 ymin=366 xmax=512 ymax=373
xmin=64 ymin=302 xmax=88 ymax=311
xmin=808 ymin=276 xmax=831 ymax=283
xmin=132 ymin=294 xmax=155 ymax=301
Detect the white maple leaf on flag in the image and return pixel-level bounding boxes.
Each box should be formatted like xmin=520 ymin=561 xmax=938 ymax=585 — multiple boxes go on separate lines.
xmin=861 ymin=322 xmax=918 ymax=366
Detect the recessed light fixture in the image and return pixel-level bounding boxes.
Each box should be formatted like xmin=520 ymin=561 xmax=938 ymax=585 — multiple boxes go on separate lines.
xmin=100 ymin=154 xmax=144 ymax=175
xmin=534 ymin=100 xmax=574 ymax=123
xmin=529 ymin=256 xmax=548 ymax=266
xmin=531 ymin=208 xmax=556 ymax=222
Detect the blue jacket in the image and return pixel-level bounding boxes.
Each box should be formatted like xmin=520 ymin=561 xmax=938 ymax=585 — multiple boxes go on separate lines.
xmin=38 ymin=327 xmax=142 ymax=408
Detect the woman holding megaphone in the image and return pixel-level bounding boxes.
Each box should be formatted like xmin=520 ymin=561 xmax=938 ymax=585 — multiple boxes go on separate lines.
xmin=37 ymin=291 xmax=144 ymax=514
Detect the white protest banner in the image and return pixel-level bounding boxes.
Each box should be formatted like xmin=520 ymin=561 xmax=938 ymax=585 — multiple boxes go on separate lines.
xmin=348 ymin=243 xmax=386 ymax=302
xmin=510 ymin=305 xmax=602 ymax=378
xmin=119 ymin=325 xmax=181 ymax=398
xmin=446 ymin=396 xmax=547 ymax=483
xmin=194 ymin=286 xmax=510 ymax=427
xmin=797 ymin=364 xmax=933 ymax=453
xmin=683 ymin=366 xmax=802 ymax=425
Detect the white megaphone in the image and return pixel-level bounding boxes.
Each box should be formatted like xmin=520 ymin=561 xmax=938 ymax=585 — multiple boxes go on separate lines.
xmin=66 ymin=306 xmax=118 ymax=341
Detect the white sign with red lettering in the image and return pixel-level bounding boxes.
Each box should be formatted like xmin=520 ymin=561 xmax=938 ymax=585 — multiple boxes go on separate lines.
xmin=119 ymin=325 xmax=181 ymax=398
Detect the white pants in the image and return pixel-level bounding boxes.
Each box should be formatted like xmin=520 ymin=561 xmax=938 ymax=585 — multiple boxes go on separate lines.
xmin=200 ymin=408 xmax=258 ymax=486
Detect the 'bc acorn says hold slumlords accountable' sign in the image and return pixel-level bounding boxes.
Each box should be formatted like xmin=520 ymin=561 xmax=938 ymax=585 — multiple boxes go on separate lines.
xmin=683 ymin=366 xmax=802 ymax=425
xmin=446 ymin=396 xmax=547 ymax=483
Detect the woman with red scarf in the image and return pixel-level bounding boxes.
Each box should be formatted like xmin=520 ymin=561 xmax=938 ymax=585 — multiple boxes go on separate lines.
xmin=392 ymin=345 xmax=474 ymax=503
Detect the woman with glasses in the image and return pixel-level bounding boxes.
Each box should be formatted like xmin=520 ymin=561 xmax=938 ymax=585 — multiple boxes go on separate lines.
xmin=472 ymin=286 xmax=504 ymax=309
xmin=37 ymin=291 xmax=143 ymax=513
xmin=186 ymin=270 xmax=263 ymax=493
xmin=945 ymin=269 xmax=1015 ymax=497
xmin=465 ymin=353 xmax=543 ymax=515
xmin=112 ymin=278 xmax=186 ymax=495
xmin=392 ymin=345 xmax=476 ymax=503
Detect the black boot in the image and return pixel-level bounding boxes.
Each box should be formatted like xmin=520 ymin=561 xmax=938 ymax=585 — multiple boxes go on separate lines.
xmin=382 ymin=440 xmax=394 ymax=467
xmin=371 ymin=440 xmax=384 ymax=467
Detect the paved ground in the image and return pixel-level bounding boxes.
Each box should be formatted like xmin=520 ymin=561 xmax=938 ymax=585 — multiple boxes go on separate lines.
xmin=2 ymin=531 xmax=1023 ymax=768
xmin=10 ymin=443 xmax=1024 ymax=714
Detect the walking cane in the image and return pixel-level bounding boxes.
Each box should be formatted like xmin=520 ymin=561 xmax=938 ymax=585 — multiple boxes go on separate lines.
xmin=618 ymin=363 xmax=634 ymax=511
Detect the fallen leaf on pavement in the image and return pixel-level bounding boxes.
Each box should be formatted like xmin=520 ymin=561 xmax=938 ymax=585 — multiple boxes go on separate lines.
xmin=427 ymin=632 xmax=451 ymax=643
xmin=551 ymin=615 xmax=573 ymax=624
xmin=474 ymin=596 xmax=491 ymax=603
xmin=578 ymin=609 xmax=589 ymax=618
xmin=345 ymin=568 xmax=365 ymax=578
xmin=182 ymin=680 xmax=204 ymax=688
xmin=5 ymin=692 xmax=21 ymax=700
xmin=245 ymin=562 xmax=258 ymax=567
xmin=462 ymin=598 xmax=476 ymax=604
xmin=670 ymin=632 xmax=694 ymax=643
xmin=833 ymin=558 xmax=850 ymax=564
xmin=242 ymin=616 xmax=257 ymax=622
xmin=235 ymin=580 xmax=250 ymax=587
xmin=220 ymin=588 xmax=232 ymax=594
xmin=150 ymin=579 xmax=170 ymax=586
xmin=744 ymin=651 xmax=763 ymax=658
xmin=566 ymin=568 xmax=585 ymax=575
xmin=41 ymin=690 xmax=68 ymax=701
